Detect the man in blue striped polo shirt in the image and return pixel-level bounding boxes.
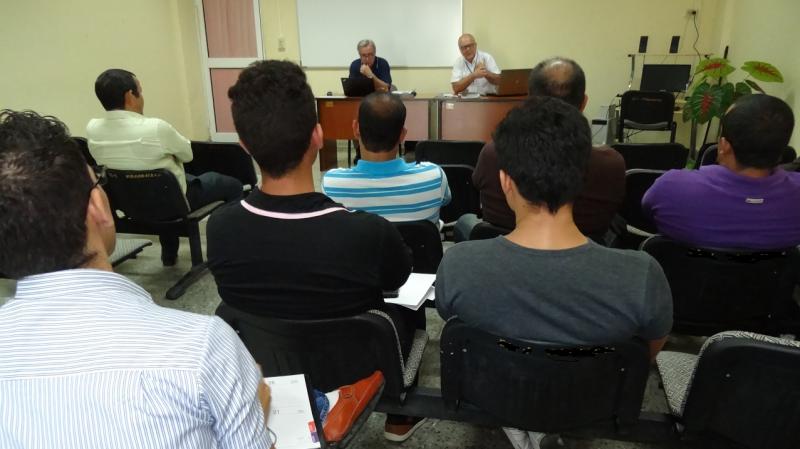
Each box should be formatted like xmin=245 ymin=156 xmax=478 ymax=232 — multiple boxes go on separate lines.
xmin=322 ymin=92 xmax=451 ymax=224
xmin=0 ymin=110 xmax=272 ymax=449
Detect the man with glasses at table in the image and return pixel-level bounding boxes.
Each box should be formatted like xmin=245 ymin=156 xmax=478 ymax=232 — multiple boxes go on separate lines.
xmin=451 ymin=33 xmax=501 ymax=95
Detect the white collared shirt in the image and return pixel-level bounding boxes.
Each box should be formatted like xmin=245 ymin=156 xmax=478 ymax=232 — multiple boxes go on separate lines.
xmin=0 ymin=269 xmax=271 ymax=449
xmin=86 ymin=110 xmax=193 ymax=192
xmin=450 ymin=50 xmax=501 ymax=95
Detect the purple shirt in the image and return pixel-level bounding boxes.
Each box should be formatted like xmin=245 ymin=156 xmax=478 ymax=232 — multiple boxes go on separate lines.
xmin=642 ymin=165 xmax=800 ymax=250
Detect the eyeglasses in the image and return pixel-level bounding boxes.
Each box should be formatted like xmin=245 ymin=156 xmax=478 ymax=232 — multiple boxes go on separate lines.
xmin=459 ymin=43 xmax=476 ymax=50
xmin=90 ymin=165 xmax=108 ymax=192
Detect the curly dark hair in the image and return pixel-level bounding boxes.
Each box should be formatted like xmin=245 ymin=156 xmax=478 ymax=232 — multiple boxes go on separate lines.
xmin=228 ymin=60 xmax=318 ymax=178
xmin=494 ymin=96 xmax=592 ymax=213
xmin=0 ymin=110 xmax=93 ymax=278
xmin=721 ymin=94 xmax=794 ymax=169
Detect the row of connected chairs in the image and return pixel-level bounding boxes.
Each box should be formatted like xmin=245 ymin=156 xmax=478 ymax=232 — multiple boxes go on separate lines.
xmin=216 ymin=300 xmax=800 ymax=449
xmin=73 ymin=138 xmax=257 ymax=299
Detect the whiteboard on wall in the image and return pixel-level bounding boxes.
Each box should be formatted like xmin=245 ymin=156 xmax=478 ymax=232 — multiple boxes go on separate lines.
xmin=296 ymin=0 xmax=462 ymax=68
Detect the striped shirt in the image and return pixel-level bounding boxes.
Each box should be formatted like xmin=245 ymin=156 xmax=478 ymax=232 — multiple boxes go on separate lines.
xmin=322 ymin=158 xmax=451 ymax=223
xmin=0 ymin=269 xmax=270 ymax=449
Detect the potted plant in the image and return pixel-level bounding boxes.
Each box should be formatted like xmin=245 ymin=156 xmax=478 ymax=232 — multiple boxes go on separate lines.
xmin=683 ymin=58 xmax=784 ymax=152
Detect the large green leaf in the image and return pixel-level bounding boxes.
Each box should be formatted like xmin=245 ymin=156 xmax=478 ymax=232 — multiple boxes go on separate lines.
xmin=719 ymin=82 xmax=735 ymax=112
xmin=685 ymin=82 xmax=724 ymax=124
xmin=744 ymin=79 xmax=765 ymax=93
xmin=694 ymin=58 xmax=735 ymax=81
xmin=741 ymin=61 xmax=783 ymax=82
xmin=734 ymin=82 xmax=753 ymax=100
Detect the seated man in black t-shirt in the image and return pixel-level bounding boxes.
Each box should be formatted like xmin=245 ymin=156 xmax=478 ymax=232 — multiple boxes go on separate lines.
xmin=208 ymin=60 xmax=424 ymax=442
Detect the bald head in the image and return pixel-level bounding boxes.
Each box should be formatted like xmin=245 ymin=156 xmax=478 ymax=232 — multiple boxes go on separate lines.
xmin=528 ymin=57 xmax=587 ymax=110
xmin=358 ymin=92 xmax=406 ymax=152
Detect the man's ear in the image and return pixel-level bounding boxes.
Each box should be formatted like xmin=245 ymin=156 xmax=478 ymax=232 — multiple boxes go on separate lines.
xmin=579 ymin=94 xmax=589 ymax=112
xmin=717 ymin=137 xmax=733 ymax=162
xmin=309 ymin=123 xmax=324 ymax=152
xmin=86 ymin=188 xmax=114 ymax=229
xmin=499 ymin=169 xmax=513 ymax=195
xmin=352 ymin=120 xmax=360 ymax=140
xmin=397 ymin=128 xmax=407 ymax=147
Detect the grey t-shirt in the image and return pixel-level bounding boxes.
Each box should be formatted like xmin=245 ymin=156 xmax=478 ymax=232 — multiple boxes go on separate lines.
xmin=435 ymin=238 xmax=673 ymax=344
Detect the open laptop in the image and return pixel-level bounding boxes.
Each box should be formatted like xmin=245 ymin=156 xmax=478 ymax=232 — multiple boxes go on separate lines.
xmin=488 ymin=69 xmax=531 ymax=96
xmin=341 ymin=77 xmax=375 ymax=97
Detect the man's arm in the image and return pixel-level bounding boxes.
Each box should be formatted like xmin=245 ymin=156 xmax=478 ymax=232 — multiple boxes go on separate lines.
xmin=157 ymin=120 xmax=193 ymax=163
xmin=378 ymin=219 xmax=413 ymax=289
xmin=201 ymin=318 xmax=272 ymax=448
xmin=360 ymin=64 xmax=390 ymax=92
xmin=482 ymin=54 xmax=502 ymax=86
xmin=640 ymin=257 xmax=674 ymax=361
xmin=452 ymin=73 xmax=477 ymax=95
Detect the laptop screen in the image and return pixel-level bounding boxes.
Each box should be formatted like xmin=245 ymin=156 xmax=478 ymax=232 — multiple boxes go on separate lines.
xmin=640 ymin=64 xmax=691 ymax=92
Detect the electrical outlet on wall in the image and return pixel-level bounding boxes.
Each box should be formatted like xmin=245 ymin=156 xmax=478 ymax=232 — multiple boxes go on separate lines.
xmin=686 ymin=8 xmax=698 ymax=18
xmin=278 ymin=36 xmax=286 ymax=52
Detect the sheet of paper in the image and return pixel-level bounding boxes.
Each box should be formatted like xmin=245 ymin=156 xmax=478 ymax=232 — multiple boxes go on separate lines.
xmin=265 ymin=374 xmax=321 ymax=449
xmin=385 ymin=273 xmax=436 ymax=311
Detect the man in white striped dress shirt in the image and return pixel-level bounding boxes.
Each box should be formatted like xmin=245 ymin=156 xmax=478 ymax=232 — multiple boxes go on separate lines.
xmin=322 ymin=92 xmax=451 ymax=224
xmin=0 ymin=110 xmax=272 ymax=448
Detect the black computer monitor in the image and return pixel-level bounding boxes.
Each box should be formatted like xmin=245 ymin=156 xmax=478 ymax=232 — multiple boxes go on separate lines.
xmin=640 ymin=64 xmax=692 ymax=92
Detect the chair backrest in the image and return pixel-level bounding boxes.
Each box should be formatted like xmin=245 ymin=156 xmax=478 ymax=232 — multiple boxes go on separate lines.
xmin=71 ymin=136 xmax=96 ymax=166
xmin=682 ymin=332 xmax=800 ymax=449
xmin=468 ymin=221 xmax=511 ymax=240
xmin=611 ymin=143 xmax=688 ymax=171
xmin=105 ymin=168 xmax=190 ymax=223
xmin=701 ymin=144 xmax=796 ymax=168
xmin=618 ymin=169 xmax=664 ymax=234
xmin=185 ymin=141 xmax=258 ymax=189
xmin=440 ymin=318 xmax=650 ymax=433
xmin=216 ymin=303 xmax=409 ymax=398
xmin=697 ymin=143 xmax=719 ymax=168
xmin=415 ymin=140 xmax=484 ymax=223
xmin=393 ymin=220 xmax=443 ymax=274
xmin=619 ymin=91 xmax=675 ymax=126
xmin=641 ymin=235 xmax=800 ymax=335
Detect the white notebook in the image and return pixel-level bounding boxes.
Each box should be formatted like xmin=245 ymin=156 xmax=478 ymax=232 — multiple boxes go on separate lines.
xmin=265 ymin=374 xmax=321 ymax=449
xmin=384 ymin=273 xmax=436 ymax=311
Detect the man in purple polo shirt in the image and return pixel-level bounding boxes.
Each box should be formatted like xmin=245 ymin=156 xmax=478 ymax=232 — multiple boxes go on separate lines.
xmin=643 ymin=94 xmax=799 ymax=249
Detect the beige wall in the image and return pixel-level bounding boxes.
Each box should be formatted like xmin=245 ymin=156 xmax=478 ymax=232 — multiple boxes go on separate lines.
xmin=1 ymin=0 xmax=797 ymax=146
xmin=262 ymin=0 xmax=722 ymax=120
xmin=0 ymin=0 xmax=208 ymax=140
xmin=713 ymin=0 xmax=800 ymax=147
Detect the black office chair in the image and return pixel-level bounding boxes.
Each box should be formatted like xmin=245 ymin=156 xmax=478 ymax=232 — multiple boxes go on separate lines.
xmin=611 ymin=143 xmax=688 ymax=170
xmin=657 ymin=331 xmax=800 ymax=449
xmin=215 ymin=303 xmax=427 ymax=401
xmin=641 ymin=235 xmax=800 ymax=336
xmin=393 ymin=220 xmax=443 ymax=274
xmin=609 ymin=169 xmax=664 ymax=250
xmin=185 ymin=141 xmax=258 ymax=192
xmin=699 ymin=144 xmax=796 ymax=168
xmin=616 ymin=91 xmax=677 ymax=143
xmin=104 ymin=168 xmax=223 ymax=299
xmin=468 ymin=221 xmax=511 ymax=241
xmin=71 ymin=136 xmax=97 ymax=166
xmin=414 ymin=140 xmax=484 ymax=226
xmin=440 ymin=318 xmax=650 ymax=434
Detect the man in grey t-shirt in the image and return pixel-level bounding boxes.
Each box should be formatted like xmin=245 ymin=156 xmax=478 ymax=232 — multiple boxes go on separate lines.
xmin=435 ymin=97 xmax=672 ymax=449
